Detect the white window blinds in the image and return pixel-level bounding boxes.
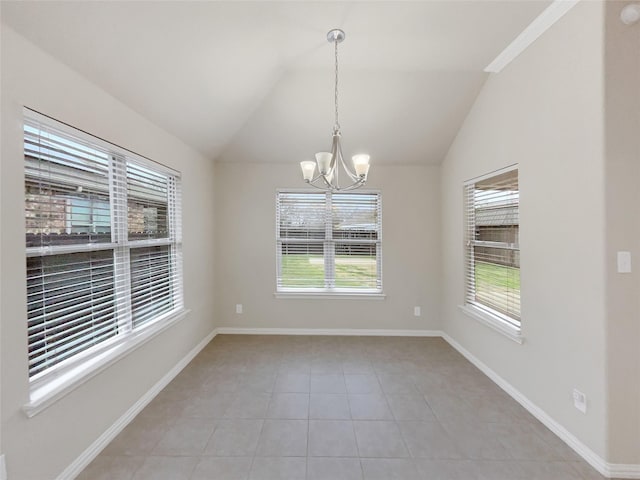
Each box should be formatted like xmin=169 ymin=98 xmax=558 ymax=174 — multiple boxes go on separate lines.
xmin=465 ymin=167 xmax=520 ymax=326
xmin=24 ymin=119 xmax=112 ymax=247
xmin=27 ymin=251 xmax=118 ymax=377
xmin=276 ymin=192 xmax=326 ymax=289
xmin=276 ymin=190 xmax=382 ymax=293
xmin=24 ymin=110 xmax=183 ymax=380
xmin=332 ymin=193 xmax=381 ymax=290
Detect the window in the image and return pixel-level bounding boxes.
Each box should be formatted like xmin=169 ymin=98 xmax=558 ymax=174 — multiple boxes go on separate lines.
xmin=464 ymin=167 xmax=520 ymax=330
xmin=276 ymin=190 xmax=382 ymax=294
xmin=24 ymin=110 xmax=183 ymax=384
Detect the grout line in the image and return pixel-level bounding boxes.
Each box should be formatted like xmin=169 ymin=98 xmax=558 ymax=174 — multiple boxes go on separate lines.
xmin=306 ymin=389 xmax=311 ymax=479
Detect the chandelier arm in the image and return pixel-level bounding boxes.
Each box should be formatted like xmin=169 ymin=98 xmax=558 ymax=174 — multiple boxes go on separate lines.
xmin=334 ymin=147 xmax=342 ymax=191
xmin=334 ymin=36 xmax=340 ymax=132
xmin=306 ymin=178 xmax=362 ymax=191
xmin=306 ymin=164 xmax=363 ymax=191
xmin=340 ymin=158 xmax=360 ymax=182
xmin=330 ymin=134 xmax=340 ymax=165
xmin=337 ymin=141 xmax=360 ymax=183
xmin=329 ymin=133 xmax=341 ymax=189
xmin=321 ymin=162 xmax=337 ymax=189
xmin=306 ymin=168 xmax=335 ymax=189
xmin=321 ymin=173 xmax=334 ymax=189
xmin=305 ymin=179 xmax=334 ymax=190
xmin=307 ymin=171 xmax=327 ymax=184
xmin=337 ymin=179 xmax=366 ymax=192
xmin=342 ymin=167 xmax=360 ymax=183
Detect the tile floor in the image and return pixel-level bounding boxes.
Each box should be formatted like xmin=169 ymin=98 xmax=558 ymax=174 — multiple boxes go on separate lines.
xmin=78 ymin=335 xmax=611 ymax=480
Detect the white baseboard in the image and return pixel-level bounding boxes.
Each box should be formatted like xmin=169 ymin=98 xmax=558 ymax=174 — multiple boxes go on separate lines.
xmin=57 ymin=329 xmax=217 ymax=480
xmin=216 ymin=327 xmax=443 ymax=337
xmin=0 ymin=454 xmax=7 ymax=480
xmin=441 ymin=332 xmax=640 ymax=479
xmin=609 ymin=464 xmax=640 ymax=479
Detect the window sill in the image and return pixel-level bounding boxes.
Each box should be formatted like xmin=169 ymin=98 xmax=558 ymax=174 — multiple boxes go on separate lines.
xmin=23 ymin=308 xmax=190 ymax=418
xmin=275 ymin=291 xmax=386 ymax=300
xmin=458 ymin=304 xmax=523 ymax=344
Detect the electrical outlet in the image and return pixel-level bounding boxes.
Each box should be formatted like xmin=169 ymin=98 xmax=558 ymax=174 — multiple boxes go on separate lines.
xmin=236 ymin=304 xmax=243 ymax=314
xmin=617 ymin=251 xmax=632 ymax=273
xmin=573 ymin=389 xmax=587 ymax=413
xmin=414 ymin=306 xmax=421 ymax=317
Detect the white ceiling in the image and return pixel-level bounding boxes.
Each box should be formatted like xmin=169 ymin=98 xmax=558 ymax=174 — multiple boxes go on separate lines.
xmin=1 ymin=1 xmax=551 ymax=165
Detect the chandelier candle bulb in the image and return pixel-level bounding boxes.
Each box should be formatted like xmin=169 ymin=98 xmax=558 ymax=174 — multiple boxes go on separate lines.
xmin=352 ymin=154 xmax=370 ymax=177
xmin=315 ymin=152 xmax=333 ymax=175
xmin=300 ymin=161 xmax=316 ymax=181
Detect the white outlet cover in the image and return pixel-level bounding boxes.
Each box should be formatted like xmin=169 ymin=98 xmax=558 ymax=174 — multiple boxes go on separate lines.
xmin=573 ymin=389 xmax=587 ymax=413
xmin=414 ymin=306 xmax=421 ymax=316
xmin=617 ymin=251 xmax=632 ymax=273
xmin=236 ymin=304 xmax=243 ymax=314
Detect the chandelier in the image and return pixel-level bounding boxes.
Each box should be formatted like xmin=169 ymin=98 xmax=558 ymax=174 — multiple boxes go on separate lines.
xmin=300 ymin=29 xmax=370 ymax=191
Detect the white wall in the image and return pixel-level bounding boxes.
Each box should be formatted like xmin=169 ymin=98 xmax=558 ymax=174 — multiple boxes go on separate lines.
xmin=0 ymin=27 xmax=216 ymax=479
xmin=214 ymin=162 xmax=440 ymax=332
xmin=604 ymin=0 xmax=640 ymax=465
xmin=441 ymin=0 xmax=608 ymax=461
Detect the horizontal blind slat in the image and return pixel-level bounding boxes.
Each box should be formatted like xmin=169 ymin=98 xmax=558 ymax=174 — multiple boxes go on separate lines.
xmin=29 ymin=313 xmax=118 ymax=359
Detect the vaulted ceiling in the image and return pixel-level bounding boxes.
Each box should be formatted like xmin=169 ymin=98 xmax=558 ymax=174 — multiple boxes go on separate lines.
xmin=1 ymin=1 xmax=550 ymax=165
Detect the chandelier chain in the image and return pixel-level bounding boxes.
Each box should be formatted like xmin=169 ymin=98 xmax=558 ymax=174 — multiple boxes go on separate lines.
xmin=334 ymin=37 xmax=340 ymax=133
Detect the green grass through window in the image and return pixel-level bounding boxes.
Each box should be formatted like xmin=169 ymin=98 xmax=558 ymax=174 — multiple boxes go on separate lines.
xmin=474 ymin=261 xmax=520 ymax=319
xmin=280 ymin=254 xmax=377 ymax=289
xmin=475 ymin=262 xmax=520 ymax=291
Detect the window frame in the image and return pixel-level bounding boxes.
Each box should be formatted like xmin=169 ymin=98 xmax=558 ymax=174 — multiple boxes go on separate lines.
xmin=275 ymin=189 xmax=384 ymax=297
xmin=23 ymin=108 xmax=187 ymax=416
xmin=461 ymin=165 xmax=522 ymax=343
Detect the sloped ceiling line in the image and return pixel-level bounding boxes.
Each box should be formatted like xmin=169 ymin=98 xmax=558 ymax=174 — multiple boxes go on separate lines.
xmin=1 ymin=1 xmax=552 ymax=165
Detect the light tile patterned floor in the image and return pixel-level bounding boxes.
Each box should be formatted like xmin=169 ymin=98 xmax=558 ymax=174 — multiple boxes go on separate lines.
xmin=78 ymin=335 xmax=610 ymax=480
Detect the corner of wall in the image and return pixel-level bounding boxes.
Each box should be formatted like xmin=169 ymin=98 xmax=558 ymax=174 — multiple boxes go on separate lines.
xmin=603 ymin=0 xmax=640 ymax=466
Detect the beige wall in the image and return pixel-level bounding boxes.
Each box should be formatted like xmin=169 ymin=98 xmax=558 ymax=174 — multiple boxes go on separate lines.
xmin=0 ymin=27 xmax=216 ymax=479
xmin=214 ymin=162 xmax=441 ymax=331
xmin=441 ymin=0 xmax=608 ymax=460
xmin=604 ymin=1 xmax=640 ymax=465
